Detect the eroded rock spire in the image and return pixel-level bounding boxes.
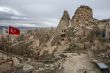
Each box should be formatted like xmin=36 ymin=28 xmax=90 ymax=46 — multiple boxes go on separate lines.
xmin=57 ymin=10 xmax=70 ymax=31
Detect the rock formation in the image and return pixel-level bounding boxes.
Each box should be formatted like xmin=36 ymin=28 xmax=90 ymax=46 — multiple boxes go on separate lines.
xmin=1 ymin=5 xmax=110 ymax=61
xmin=71 ymin=5 xmax=93 ymax=27
xmin=1 ymin=5 xmax=110 ymax=73
xmin=57 ymin=10 xmax=70 ymax=31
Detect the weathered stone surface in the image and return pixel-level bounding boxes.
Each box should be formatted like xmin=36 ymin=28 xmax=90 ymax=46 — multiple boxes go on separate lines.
xmin=96 ymin=19 xmax=110 ymax=38
xmin=71 ymin=5 xmax=93 ymax=27
xmin=57 ymin=10 xmax=70 ymax=31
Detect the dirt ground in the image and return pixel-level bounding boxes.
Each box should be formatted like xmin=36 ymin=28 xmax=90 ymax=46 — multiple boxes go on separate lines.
xmin=62 ymin=53 xmax=101 ymax=73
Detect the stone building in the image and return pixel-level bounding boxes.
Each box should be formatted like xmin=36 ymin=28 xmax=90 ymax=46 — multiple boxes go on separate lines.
xmin=105 ymin=20 xmax=110 ymax=38
xmin=97 ymin=19 xmax=110 ymax=38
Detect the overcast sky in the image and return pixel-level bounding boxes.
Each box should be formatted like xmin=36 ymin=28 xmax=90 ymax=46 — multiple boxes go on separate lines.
xmin=0 ymin=0 xmax=110 ymax=27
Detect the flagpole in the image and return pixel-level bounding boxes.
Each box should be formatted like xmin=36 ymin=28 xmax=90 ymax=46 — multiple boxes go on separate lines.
xmin=1 ymin=27 xmax=4 ymax=60
xmin=8 ymin=26 xmax=12 ymax=59
xmin=8 ymin=26 xmax=10 ymax=59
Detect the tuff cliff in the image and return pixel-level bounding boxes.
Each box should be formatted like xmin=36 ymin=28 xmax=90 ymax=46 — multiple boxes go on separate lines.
xmin=71 ymin=5 xmax=93 ymax=27
xmin=57 ymin=10 xmax=70 ymax=31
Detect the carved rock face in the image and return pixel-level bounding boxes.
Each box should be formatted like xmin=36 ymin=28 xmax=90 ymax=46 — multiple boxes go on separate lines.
xmin=57 ymin=10 xmax=70 ymax=31
xmin=71 ymin=5 xmax=93 ymax=27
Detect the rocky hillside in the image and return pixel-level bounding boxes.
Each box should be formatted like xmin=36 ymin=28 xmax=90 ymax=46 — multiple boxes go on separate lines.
xmin=1 ymin=5 xmax=110 ymax=62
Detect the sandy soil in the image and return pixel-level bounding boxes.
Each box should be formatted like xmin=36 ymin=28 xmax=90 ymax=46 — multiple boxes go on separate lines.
xmin=62 ymin=53 xmax=101 ymax=73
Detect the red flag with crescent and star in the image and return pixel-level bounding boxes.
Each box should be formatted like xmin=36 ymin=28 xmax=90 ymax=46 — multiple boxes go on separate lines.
xmin=8 ymin=26 xmax=20 ymax=35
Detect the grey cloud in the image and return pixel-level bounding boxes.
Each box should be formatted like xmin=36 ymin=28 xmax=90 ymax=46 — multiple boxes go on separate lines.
xmin=0 ymin=0 xmax=110 ymax=27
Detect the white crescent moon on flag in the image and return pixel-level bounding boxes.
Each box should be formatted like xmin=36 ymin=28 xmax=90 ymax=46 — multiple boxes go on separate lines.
xmin=11 ymin=28 xmax=16 ymax=34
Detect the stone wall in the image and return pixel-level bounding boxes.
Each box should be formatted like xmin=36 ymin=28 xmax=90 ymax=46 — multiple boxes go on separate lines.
xmin=96 ymin=19 xmax=110 ymax=38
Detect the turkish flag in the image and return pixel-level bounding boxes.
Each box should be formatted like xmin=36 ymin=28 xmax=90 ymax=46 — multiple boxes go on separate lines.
xmin=9 ymin=26 xmax=20 ymax=35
